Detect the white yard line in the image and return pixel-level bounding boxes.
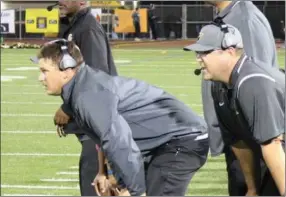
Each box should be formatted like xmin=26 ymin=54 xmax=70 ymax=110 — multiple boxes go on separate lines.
xmin=40 ymin=178 xmax=78 ymax=183
xmin=56 ymin=172 xmax=79 ymax=175
xmin=1 ymin=153 xmax=79 ymax=157
xmin=69 ymin=166 xmax=79 ymax=169
xmin=1 ymin=184 xmax=79 ymax=190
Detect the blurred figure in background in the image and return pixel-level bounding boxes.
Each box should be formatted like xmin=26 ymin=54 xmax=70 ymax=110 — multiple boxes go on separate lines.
xmin=132 ymin=7 xmax=141 ymax=41
xmin=148 ymin=4 xmax=158 ymax=40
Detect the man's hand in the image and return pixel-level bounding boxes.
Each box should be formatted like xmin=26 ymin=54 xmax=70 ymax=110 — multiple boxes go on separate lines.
xmin=261 ymin=136 xmax=285 ymax=196
xmin=246 ymin=189 xmax=258 ymax=196
xmin=56 ymin=125 xmax=66 ymax=137
xmin=92 ymin=173 xmax=110 ymax=195
xmin=54 ymin=107 xmax=70 ymax=126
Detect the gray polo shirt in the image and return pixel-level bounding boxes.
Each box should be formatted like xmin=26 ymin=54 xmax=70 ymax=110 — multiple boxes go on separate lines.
xmin=217 ymin=0 xmax=278 ymax=67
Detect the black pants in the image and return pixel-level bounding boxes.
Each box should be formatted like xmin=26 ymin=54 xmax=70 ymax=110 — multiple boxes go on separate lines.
xmin=79 ymin=138 xmax=99 ymax=196
xmin=134 ymin=22 xmax=141 ymax=38
xmin=144 ymin=135 xmax=209 ymax=195
xmin=149 ymin=21 xmax=157 ymax=40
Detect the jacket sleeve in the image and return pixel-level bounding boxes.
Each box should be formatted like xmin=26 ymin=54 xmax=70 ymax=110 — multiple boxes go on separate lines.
xmin=76 ymin=89 xmax=146 ymax=196
xmin=77 ymin=27 xmax=110 ymax=73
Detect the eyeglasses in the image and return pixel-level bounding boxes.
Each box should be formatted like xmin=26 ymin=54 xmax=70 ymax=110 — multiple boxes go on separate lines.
xmin=195 ymin=50 xmax=214 ymax=58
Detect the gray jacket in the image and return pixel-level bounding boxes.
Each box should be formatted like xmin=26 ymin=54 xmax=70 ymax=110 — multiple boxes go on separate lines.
xmin=61 ymin=64 xmax=208 ymax=196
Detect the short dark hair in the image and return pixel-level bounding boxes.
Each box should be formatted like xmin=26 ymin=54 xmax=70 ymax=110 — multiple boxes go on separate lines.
xmin=37 ymin=41 xmax=83 ymax=68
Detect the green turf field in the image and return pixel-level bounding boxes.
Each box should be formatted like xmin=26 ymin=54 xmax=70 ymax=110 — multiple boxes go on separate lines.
xmin=1 ymin=47 xmax=285 ymax=196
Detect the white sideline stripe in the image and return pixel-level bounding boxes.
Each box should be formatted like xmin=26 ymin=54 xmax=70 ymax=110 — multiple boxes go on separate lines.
xmin=1 ymin=153 xmax=79 ymax=157
xmin=69 ymin=166 xmax=79 ymax=169
xmin=3 ymin=194 xmax=70 ymax=196
xmin=40 ymin=178 xmax=78 ymax=182
xmin=1 ymin=184 xmax=79 ymax=190
xmin=6 ymin=67 xmax=38 ymax=71
xmin=56 ymin=172 xmax=79 ymax=175
xmin=1 ymin=131 xmax=55 ymax=134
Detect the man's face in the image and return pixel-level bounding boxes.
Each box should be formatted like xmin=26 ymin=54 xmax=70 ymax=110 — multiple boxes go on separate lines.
xmin=196 ymin=49 xmax=231 ymax=81
xmin=38 ymin=58 xmax=65 ymax=96
xmin=58 ymin=0 xmax=83 ymax=17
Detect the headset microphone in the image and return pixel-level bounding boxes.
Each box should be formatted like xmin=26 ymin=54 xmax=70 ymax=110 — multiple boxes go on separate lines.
xmin=194 ymin=68 xmax=203 ymax=76
xmin=47 ymin=2 xmax=59 ymax=11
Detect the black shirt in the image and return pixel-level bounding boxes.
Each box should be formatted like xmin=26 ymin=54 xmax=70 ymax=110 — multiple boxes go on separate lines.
xmin=58 ymin=8 xmax=118 ymax=139
xmin=58 ymin=8 xmax=117 ymax=76
xmin=213 ymin=55 xmax=285 ymax=149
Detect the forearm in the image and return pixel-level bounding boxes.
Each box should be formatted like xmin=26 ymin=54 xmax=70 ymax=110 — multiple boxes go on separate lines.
xmin=231 ymin=141 xmax=257 ymax=192
xmin=97 ymin=147 xmax=106 ymax=175
xmin=261 ymin=136 xmax=285 ymax=195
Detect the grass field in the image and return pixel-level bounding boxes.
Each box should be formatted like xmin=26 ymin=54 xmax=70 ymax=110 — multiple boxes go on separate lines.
xmin=1 ymin=45 xmax=285 ymax=196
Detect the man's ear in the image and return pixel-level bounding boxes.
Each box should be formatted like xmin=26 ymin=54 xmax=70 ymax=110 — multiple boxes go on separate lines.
xmin=226 ymin=47 xmax=237 ymax=56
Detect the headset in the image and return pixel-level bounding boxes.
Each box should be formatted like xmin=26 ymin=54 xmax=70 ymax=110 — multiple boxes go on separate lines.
xmin=46 ymin=39 xmax=78 ymax=71
xmin=212 ymin=17 xmax=238 ymax=50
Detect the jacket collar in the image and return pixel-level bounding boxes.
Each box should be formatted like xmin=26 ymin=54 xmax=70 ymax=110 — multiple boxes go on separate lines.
xmin=61 ymin=63 xmax=86 ymax=104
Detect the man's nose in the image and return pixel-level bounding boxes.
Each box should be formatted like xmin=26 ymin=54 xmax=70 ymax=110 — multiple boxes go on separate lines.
xmin=38 ymin=73 xmax=45 ymax=82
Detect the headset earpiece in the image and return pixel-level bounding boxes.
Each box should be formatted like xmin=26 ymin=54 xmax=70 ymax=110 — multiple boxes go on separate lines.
xmin=47 ymin=39 xmax=77 ymax=71
xmin=58 ymin=41 xmax=77 ymax=70
xmin=212 ymin=18 xmax=236 ymax=49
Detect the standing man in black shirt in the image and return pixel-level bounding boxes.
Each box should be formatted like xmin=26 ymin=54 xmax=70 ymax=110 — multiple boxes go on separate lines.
xmin=51 ymin=0 xmax=118 ymax=196
xmin=199 ymin=1 xmax=279 ymax=196
xmin=185 ymin=23 xmax=285 ymax=196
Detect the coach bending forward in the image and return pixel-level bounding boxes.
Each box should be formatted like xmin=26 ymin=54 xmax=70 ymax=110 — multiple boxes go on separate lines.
xmin=185 ymin=24 xmax=285 ymax=196
xmin=33 ymin=39 xmax=209 ymax=196
xmin=53 ymin=1 xmax=117 ymax=195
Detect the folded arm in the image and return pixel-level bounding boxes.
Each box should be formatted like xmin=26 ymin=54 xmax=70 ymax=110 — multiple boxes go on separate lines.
xmin=76 ymin=89 xmax=146 ymax=196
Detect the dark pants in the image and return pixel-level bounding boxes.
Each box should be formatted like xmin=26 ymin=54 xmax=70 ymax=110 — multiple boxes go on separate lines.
xmin=149 ymin=21 xmax=157 ymax=40
xmin=144 ymin=135 xmax=209 ymax=195
xmin=79 ymin=139 xmax=99 ymax=196
xmin=134 ymin=22 xmax=141 ymax=38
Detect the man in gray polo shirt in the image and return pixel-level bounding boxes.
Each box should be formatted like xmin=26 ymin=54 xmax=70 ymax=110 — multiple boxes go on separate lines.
xmin=185 ymin=23 xmax=285 ymax=196
xmin=201 ymin=1 xmax=279 ymax=195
